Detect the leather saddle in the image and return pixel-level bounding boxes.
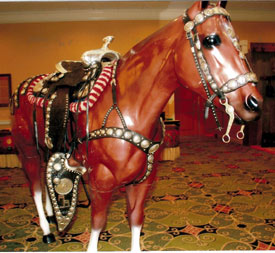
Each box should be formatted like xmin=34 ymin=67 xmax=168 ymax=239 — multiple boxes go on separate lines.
xmin=39 ymin=35 xmax=120 ymax=152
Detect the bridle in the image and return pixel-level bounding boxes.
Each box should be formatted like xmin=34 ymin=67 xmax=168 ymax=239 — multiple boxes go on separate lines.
xmin=183 ymin=6 xmax=258 ymax=143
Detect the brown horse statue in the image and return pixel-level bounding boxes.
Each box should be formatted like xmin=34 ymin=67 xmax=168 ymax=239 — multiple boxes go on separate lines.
xmin=11 ymin=1 xmax=262 ymax=252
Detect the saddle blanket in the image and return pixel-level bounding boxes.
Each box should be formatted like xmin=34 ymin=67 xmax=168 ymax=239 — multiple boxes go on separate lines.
xmin=26 ymin=64 xmax=113 ymax=113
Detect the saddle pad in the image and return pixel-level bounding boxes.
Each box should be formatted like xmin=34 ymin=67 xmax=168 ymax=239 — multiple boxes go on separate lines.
xmin=26 ymin=64 xmax=114 ymax=113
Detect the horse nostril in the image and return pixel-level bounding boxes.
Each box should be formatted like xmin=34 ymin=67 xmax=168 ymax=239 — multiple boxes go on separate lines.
xmin=245 ymin=95 xmax=259 ymax=112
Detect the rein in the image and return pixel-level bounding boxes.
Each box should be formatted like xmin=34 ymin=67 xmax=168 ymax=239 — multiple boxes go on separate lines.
xmin=182 ymin=6 xmax=258 ymax=143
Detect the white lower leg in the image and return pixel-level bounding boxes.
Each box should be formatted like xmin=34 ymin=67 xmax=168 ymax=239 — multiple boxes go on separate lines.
xmin=131 ymin=225 xmax=142 ymax=252
xmin=34 ymin=190 xmax=51 ymax=235
xmin=44 ymin=186 xmax=54 ymax=217
xmin=87 ymin=229 xmax=101 ymax=253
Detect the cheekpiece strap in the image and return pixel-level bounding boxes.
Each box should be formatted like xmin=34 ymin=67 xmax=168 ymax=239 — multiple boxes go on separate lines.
xmin=183 ymin=7 xmax=223 ymax=129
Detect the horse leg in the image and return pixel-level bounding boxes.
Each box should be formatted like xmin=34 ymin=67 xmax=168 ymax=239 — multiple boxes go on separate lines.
xmin=44 ymin=186 xmax=56 ymax=224
xmin=87 ymin=190 xmax=113 ymax=252
xmin=21 ymin=154 xmax=55 ymax=243
xmin=125 ymin=169 xmax=157 ymax=252
xmin=87 ymin=164 xmax=116 ymax=252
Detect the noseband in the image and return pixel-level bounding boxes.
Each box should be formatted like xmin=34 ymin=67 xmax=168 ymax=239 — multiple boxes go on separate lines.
xmin=183 ymin=6 xmax=258 ymax=142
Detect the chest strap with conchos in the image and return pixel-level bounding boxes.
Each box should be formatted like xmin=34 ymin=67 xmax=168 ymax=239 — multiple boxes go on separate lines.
xmin=78 ymin=61 xmax=165 ymax=185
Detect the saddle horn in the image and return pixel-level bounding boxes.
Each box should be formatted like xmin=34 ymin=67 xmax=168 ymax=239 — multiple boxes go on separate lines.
xmin=218 ymin=1 xmax=227 ymax=9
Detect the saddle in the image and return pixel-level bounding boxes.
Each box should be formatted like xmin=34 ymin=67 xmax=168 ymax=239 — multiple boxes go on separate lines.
xmin=41 ymin=61 xmax=101 ymax=152
xmin=41 ymin=36 xmax=120 ymax=232
xmin=37 ymin=36 xmax=120 ymax=152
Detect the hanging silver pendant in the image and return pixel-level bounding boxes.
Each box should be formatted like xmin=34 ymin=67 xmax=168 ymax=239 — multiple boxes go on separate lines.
xmin=46 ymin=152 xmax=86 ymax=232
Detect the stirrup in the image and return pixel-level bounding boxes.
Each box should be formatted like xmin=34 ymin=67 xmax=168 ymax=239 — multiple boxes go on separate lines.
xmin=46 ymin=152 xmax=86 ymax=232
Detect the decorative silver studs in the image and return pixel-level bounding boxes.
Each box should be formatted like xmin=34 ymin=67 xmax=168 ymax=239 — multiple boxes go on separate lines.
xmin=53 ymin=177 xmax=60 ymax=184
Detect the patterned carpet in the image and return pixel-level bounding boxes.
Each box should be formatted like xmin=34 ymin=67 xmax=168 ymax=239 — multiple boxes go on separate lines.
xmin=0 ymin=136 xmax=275 ymax=252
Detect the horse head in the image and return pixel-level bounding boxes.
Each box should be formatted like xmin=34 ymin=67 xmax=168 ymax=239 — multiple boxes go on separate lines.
xmin=175 ymin=1 xmax=262 ymax=141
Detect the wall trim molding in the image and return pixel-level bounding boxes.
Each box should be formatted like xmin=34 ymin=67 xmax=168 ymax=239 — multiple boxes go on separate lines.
xmin=0 ymin=2 xmax=275 ymax=24
xmin=0 ymin=120 xmax=11 ymax=125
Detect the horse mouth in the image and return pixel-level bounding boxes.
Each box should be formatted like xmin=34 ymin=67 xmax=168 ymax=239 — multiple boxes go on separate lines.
xmin=234 ymin=110 xmax=261 ymax=125
xmin=234 ymin=115 xmax=245 ymax=125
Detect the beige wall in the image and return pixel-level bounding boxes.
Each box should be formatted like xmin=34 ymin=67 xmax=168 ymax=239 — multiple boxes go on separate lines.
xmin=0 ymin=20 xmax=274 ymax=128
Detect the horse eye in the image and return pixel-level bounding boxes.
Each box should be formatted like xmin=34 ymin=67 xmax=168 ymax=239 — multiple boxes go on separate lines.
xmin=203 ymin=35 xmax=221 ymax=49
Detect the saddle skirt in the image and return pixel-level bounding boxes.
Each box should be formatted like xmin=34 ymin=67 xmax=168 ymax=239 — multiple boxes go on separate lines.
xmin=26 ymin=61 xmax=114 ymax=113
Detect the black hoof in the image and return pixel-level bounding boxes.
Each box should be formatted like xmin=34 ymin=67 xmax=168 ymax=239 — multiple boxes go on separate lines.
xmin=43 ymin=233 xmax=56 ymax=244
xmin=47 ymin=215 xmax=57 ymax=224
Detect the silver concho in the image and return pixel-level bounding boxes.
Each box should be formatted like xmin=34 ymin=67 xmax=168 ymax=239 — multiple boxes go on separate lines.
xmin=204 ymin=8 xmax=214 ymax=16
xmin=227 ymin=80 xmax=238 ymax=90
xmin=107 ymin=128 xmax=114 ymax=135
xmin=184 ymin=21 xmax=194 ymax=32
xmin=115 ymin=129 xmax=123 ymax=137
xmin=55 ymin=178 xmax=73 ymax=195
xmin=149 ymin=144 xmax=160 ymax=154
xmin=141 ymin=140 xmax=150 ymax=149
xmin=54 ymin=163 xmax=62 ymax=171
xmin=237 ymin=75 xmax=246 ymax=85
xmin=148 ymin=154 xmax=154 ymax=163
xmin=133 ymin=135 xmax=141 ymax=144
xmin=124 ymin=131 xmax=132 ymax=139
xmin=195 ymin=13 xmax=204 ymax=24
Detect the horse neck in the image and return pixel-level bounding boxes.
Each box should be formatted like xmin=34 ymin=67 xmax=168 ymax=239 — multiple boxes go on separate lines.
xmin=116 ymin=18 xmax=182 ymax=135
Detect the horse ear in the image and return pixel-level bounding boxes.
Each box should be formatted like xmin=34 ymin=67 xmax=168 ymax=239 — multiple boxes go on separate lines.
xmin=201 ymin=1 xmax=209 ymax=9
xmin=218 ymin=1 xmax=227 ymax=9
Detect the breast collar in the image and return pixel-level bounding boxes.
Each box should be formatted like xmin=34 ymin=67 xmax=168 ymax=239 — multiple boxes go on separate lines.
xmin=78 ymin=61 xmax=165 ymax=185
